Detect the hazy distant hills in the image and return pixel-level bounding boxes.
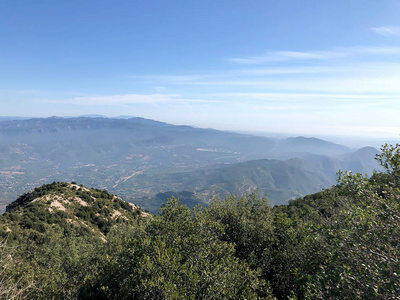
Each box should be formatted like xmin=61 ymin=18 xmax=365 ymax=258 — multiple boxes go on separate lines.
xmin=0 ymin=116 xmax=32 ymax=122
xmin=0 ymin=116 xmax=380 ymax=212
xmin=121 ymin=149 xmax=381 ymax=211
xmin=298 ymin=146 xmax=382 ymax=181
xmin=120 ymin=158 xmax=333 ymax=209
xmin=0 ymin=116 xmax=276 ymax=161
xmin=276 ymin=136 xmax=350 ymax=156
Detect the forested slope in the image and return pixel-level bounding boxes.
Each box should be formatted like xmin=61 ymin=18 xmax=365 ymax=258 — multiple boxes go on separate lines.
xmin=0 ymin=143 xmax=399 ymax=299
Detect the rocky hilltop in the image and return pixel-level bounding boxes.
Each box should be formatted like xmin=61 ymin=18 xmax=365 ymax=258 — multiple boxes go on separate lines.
xmin=0 ymin=181 xmax=147 ymax=240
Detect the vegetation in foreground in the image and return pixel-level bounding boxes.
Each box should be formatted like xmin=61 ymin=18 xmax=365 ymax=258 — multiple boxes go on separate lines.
xmin=0 ymin=143 xmax=399 ymax=299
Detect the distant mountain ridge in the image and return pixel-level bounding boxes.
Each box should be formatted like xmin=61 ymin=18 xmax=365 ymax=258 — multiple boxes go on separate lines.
xmin=0 ymin=116 xmax=379 ymax=212
xmin=277 ymin=136 xmax=350 ymax=155
xmin=0 ymin=116 xmax=32 ymax=122
xmin=122 ymin=150 xmax=380 ymax=210
xmin=0 ymin=116 xmax=350 ymax=157
xmin=128 ymin=158 xmax=333 ymax=208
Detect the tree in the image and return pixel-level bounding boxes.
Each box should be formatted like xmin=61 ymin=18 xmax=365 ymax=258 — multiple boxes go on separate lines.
xmin=83 ymin=198 xmax=274 ymax=299
xmin=293 ymin=145 xmax=400 ymax=299
xmin=0 ymin=238 xmax=34 ymax=299
xmin=206 ymin=192 xmax=274 ymax=264
xmin=376 ymin=143 xmax=400 ymax=178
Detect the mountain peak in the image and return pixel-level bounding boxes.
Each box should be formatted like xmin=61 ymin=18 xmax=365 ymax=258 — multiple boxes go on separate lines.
xmin=2 ymin=182 xmax=148 ymax=239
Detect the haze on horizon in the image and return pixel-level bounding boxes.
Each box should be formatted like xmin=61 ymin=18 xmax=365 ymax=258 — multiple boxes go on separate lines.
xmin=1 ymin=1 xmax=400 ymax=139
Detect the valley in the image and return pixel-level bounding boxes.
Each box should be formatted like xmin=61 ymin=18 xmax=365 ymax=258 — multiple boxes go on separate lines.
xmin=0 ymin=116 xmax=380 ymax=213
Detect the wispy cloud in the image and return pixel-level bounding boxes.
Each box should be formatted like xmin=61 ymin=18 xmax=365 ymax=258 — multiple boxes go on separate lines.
xmin=133 ymin=56 xmax=400 ymax=88
xmin=134 ymin=67 xmax=335 ymax=84
xmin=63 ymin=94 xmax=180 ymax=105
xmin=186 ymin=76 xmax=400 ymax=94
xmin=228 ymin=50 xmax=346 ymax=64
xmin=152 ymin=86 xmax=167 ymax=92
xmin=228 ymin=46 xmax=400 ymax=65
xmin=131 ymin=60 xmax=400 ymax=98
xmin=206 ymin=93 xmax=400 ymax=115
xmin=209 ymin=92 xmax=400 ymax=101
xmin=47 ymin=94 xmax=219 ymax=105
xmin=353 ymin=46 xmax=400 ymax=55
xmin=117 ymin=44 xmax=400 ymax=139
xmin=239 ymin=66 xmax=340 ymax=75
xmin=132 ymin=74 xmax=214 ymax=83
xmin=371 ymin=26 xmax=400 ymax=36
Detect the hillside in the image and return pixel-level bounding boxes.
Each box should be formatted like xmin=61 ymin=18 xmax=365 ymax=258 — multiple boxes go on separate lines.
xmin=117 ymin=150 xmax=379 ymax=212
xmin=276 ymin=136 xmax=350 ymax=156
xmin=119 ymin=158 xmax=333 ymax=210
xmin=0 ymin=143 xmax=398 ymax=299
xmin=0 ymin=181 xmax=146 ymax=240
xmin=294 ymin=146 xmax=381 ymax=181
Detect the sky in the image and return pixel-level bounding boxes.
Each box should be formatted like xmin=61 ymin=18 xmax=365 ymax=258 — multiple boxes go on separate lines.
xmin=1 ymin=0 xmax=400 ymax=139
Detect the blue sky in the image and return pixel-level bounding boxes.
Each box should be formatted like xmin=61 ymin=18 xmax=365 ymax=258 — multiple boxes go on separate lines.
xmin=1 ymin=0 xmax=400 ymax=139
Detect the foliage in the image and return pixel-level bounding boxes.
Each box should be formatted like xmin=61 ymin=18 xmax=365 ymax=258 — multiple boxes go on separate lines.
xmin=206 ymin=192 xmax=274 ymax=264
xmin=1 ymin=143 xmax=400 ymax=299
xmin=0 ymin=182 xmax=141 ymax=242
xmin=82 ymin=199 xmax=273 ymax=299
xmin=285 ymin=147 xmax=400 ymax=299
xmin=376 ymin=143 xmax=400 ymax=178
xmin=0 ymin=238 xmax=34 ymax=299
xmin=8 ymin=230 xmax=103 ymax=299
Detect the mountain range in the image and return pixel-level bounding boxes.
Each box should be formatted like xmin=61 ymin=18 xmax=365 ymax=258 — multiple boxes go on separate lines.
xmin=0 ymin=116 xmax=380 ymax=212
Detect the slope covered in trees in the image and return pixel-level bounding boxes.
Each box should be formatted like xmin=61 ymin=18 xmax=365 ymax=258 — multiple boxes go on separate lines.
xmin=0 ymin=143 xmax=399 ymax=299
